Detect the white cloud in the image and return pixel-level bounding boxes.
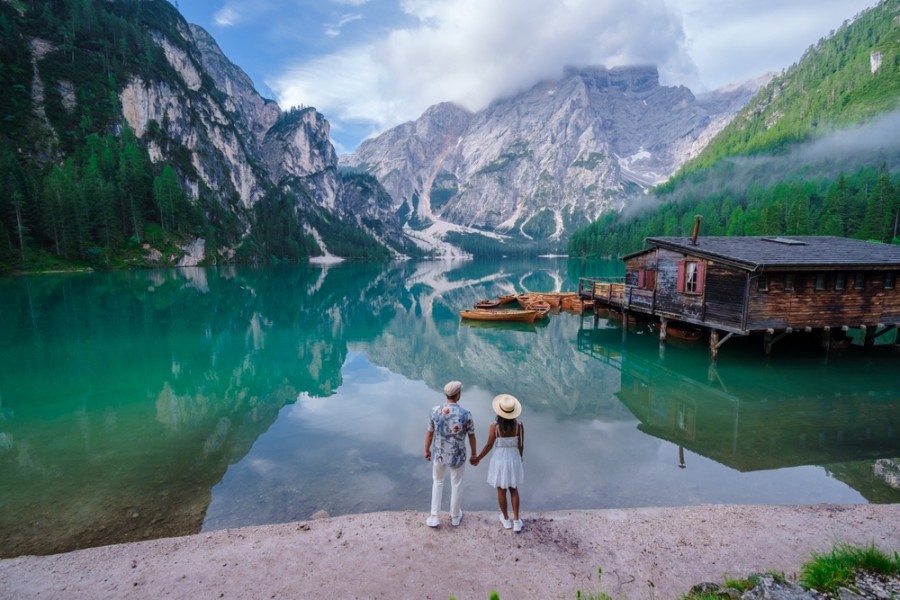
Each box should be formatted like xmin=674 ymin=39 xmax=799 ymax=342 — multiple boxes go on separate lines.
xmin=213 ymin=6 xmax=241 ymax=27
xmin=266 ymin=0 xmax=880 ymax=149
xmin=325 ymin=13 xmax=364 ymax=37
xmin=671 ymin=0 xmax=879 ymax=90
xmin=270 ymin=0 xmax=692 ymax=135
xmin=212 ymin=0 xmax=278 ymax=28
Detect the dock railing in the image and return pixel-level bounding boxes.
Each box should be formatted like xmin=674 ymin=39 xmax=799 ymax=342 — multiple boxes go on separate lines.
xmin=578 ymin=277 xmax=655 ymax=314
xmin=578 ymin=277 xmax=624 ymax=302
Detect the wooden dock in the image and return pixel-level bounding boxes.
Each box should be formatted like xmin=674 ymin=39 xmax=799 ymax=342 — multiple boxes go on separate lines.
xmin=577 ymin=234 xmax=900 ymax=360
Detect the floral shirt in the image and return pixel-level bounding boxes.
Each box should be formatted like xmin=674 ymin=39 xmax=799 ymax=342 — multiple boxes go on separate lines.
xmin=428 ymin=402 xmax=474 ymax=468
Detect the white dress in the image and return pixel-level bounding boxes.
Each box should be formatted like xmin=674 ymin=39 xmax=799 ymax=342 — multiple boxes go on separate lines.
xmin=486 ymin=435 xmax=524 ymax=489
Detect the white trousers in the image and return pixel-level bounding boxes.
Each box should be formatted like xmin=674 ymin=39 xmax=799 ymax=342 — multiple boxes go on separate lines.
xmin=430 ymin=461 xmax=465 ymax=518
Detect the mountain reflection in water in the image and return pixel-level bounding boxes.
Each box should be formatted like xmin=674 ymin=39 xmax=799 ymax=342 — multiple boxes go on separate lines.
xmin=0 ymin=259 xmax=897 ymax=558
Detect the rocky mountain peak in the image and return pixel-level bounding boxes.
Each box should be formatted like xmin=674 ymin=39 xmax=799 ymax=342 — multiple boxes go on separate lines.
xmin=342 ymin=64 xmax=761 ymax=245
xmin=565 ymin=64 xmax=661 ymax=94
xmin=187 ymin=24 xmax=281 ymax=146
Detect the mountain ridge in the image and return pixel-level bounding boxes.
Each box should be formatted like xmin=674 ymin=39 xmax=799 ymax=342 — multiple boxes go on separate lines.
xmin=340 ymin=64 xmax=767 ymax=251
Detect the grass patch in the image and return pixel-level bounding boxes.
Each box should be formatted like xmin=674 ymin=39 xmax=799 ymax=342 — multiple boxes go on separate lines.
xmin=801 ymin=543 xmax=900 ymax=594
xmin=720 ymin=574 xmax=762 ymax=592
xmin=451 ymin=544 xmax=899 ymax=600
xmin=576 ymin=568 xmax=614 ymax=600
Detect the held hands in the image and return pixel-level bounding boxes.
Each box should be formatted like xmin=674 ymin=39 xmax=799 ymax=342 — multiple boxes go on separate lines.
xmin=469 ymin=456 xmax=480 ymax=466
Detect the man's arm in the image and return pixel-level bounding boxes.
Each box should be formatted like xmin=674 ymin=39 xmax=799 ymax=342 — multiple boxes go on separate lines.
xmin=424 ymin=430 xmax=434 ymax=461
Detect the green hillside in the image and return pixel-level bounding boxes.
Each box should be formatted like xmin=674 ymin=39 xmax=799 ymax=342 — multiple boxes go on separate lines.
xmin=570 ymin=0 xmax=900 ymax=258
xmin=685 ymin=0 xmax=899 ymax=172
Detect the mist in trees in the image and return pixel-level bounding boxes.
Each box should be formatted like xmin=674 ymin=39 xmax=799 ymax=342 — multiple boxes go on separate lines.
xmin=569 ymin=166 xmax=900 ymax=258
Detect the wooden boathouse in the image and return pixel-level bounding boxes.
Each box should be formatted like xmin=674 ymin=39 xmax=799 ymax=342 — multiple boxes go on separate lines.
xmin=578 ymin=233 xmax=900 ymax=359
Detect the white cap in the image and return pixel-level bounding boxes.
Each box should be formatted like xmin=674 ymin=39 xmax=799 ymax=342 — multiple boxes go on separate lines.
xmin=443 ymin=381 xmax=462 ymax=397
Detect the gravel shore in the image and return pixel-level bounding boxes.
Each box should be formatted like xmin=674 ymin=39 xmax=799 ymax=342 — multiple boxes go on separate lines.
xmin=2 ymin=504 xmax=899 ymax=600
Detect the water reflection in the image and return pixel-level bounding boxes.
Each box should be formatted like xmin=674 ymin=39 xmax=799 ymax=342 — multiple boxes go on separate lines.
xmin=0 ymin=259 xmax=898 ymax=559
xmin=578 ymin=322 xmax=900 ymax=500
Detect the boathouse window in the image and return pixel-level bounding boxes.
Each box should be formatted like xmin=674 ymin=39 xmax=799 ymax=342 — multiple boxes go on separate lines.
xmin=854 ymin=273 xmax=865 ymax=290
xmin=637 ymin=269 xmax=656 ymax=290
xmin=835 ymin=273 xmax=846 ymax=291
xmin=784 ymin=274 xmax=794 ymax=291
xmin=676 ymin=260 xmax=704 ymax=295
xmin=885 ymin=273 xmax=895 ymax=290
xmin=757 ymin=275 xmax=768 ymax=292
xmin=815 ymin=273 xmax=826 ymax=291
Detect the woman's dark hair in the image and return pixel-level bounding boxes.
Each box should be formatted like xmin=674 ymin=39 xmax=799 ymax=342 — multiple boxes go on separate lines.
xmin=496 ymin=415 xmax=517 ymax=435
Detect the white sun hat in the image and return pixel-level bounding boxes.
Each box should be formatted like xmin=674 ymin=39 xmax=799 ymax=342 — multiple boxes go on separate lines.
xmin=491 ymin=394 xmax=521 ymax=419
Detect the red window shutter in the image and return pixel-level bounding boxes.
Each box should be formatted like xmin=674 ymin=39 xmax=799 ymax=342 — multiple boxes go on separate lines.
xmin=637 ymin=270 xmax=645 ymax=288
xmin=695 ymin=262 xmax=706 ymax=295
xmin=676 ymin=260 xmax=685 ymax=292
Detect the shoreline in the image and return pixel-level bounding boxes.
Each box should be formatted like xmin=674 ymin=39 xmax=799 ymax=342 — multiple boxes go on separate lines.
xmin=2 ymin=504 xmax=900 ymax=600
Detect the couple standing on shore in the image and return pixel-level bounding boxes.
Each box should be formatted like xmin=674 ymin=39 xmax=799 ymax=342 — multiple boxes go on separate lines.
xmin=423 ymin=380 xmax=525 ymax=532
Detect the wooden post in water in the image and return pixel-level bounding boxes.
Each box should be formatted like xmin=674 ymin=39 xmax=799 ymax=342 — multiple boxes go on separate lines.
xmin=820 ymin=327 xmax=832 ymax=352
xmin=709 ymin=328 xmax=720 ymax=362
xmin=764 ymin=329 xmax=774 ymax=356
xmin=864 ymin=324 xmax=875 ymax=350
xmin=659 ymin=317 xmax=668 ymax=343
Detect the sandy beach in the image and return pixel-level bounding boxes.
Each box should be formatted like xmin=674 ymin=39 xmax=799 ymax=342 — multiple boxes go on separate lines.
xmin=2 ymin=504 xmax=899 ymax=600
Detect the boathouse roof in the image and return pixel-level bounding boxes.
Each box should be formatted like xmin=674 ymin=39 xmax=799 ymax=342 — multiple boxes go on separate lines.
xmin=629 ymin=236 xmax=900 ymax=271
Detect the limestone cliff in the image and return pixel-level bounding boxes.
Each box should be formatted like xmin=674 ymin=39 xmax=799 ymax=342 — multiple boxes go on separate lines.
xmin=112 ymin=8 xmax=406 ymax=260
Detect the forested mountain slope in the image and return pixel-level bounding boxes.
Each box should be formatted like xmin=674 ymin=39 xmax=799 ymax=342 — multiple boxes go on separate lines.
xmin=0 ymin=0 xmax=413 ymax=274
xmin=569 ymin=0 xmax=900 ymax=258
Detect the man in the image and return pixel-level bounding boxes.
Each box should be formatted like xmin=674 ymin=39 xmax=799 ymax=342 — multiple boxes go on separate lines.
xmin=424 ymin=380 xmax=476 ymax=527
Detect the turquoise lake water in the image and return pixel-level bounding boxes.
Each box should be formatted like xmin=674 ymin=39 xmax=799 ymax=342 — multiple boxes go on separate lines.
xmin=1 ymin=258 xmax=898 ymax=557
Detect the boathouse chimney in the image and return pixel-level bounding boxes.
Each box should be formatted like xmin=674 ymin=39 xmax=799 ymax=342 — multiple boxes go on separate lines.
xmin=690 ymin=215 xmax=702 ymax=246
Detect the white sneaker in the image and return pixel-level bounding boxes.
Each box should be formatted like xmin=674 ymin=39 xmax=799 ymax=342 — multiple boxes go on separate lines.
xmin=513 ymin=519 xmax=523 ymax=533
xmin=426 ymin=515 xmax=439 ymax=527
xmin=451 ymin=510 xmax=464 ymax=526
xmin=499 ymin=513 xmax=512 ymax=529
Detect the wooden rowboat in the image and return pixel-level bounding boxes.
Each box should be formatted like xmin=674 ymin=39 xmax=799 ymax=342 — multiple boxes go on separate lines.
xmin=519 ymin=293 xmax=559 ymax=308
xmin=516 ymin=293 xmax=535 ymax=306
xmin=607 ymin=308 xmax=642 ymax=326
xmin=460 ymin=308 xmax=539 ymax=323
xmin=531 ymin=291 xmax=577 ymax=306
xmin=651 ymin=321 xmax=704 ymax=341
xmin=524 ymin=299 xmax=552 ymax=319
xmin=474 ymin=299 xmax=501 ymax=309
xmin=498 ymin=294 xmax=518 ymax=305
xmin=541 ymin=295 xmax=561 ymax=308
xmin=561 ymin=296 xmax=589 ymax=312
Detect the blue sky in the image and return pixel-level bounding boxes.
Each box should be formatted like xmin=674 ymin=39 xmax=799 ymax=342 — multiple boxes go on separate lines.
xmin=174 ymin=0 xmax=880 ymax=154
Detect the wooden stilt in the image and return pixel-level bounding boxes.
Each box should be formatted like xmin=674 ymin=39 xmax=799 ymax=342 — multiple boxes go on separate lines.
xmin=765 ymin=328 xmax=792 ymax=355
xmin=709 ymin=328 xmax=720 ymax=362
xmin=659 ymin=317 xmax=668 ymax=343
xmin=820 ymin=327 xmax=832 ymax=352
xmin=864 ymin=325 xmax=876 ymax=350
